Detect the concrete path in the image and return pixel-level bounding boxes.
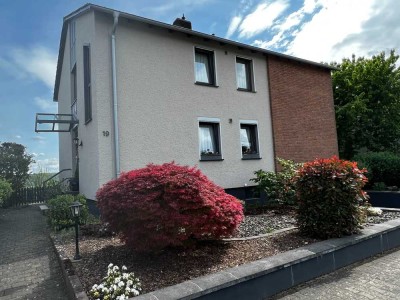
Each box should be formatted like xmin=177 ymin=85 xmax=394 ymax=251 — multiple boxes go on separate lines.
xmin=0 ymin=205 xmax=68 ymax=300
xmin=273 ymin=247 xmax=400 ymax=300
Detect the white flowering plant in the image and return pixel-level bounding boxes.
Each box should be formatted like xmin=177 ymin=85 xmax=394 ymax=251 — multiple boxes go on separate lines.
xmin=89 ymin=264 xmax=141 ymax=300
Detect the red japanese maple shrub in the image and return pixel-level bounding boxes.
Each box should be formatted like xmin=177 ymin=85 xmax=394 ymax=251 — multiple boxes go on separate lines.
xmin=295 ymin=156 xmax=368 ymax=239
xmin=96 ymin=162 xmax=244 ymax=251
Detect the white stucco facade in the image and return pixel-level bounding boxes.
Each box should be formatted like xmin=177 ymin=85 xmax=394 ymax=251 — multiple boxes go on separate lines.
xmin=58 ymin=8 xmax=276 ymax=200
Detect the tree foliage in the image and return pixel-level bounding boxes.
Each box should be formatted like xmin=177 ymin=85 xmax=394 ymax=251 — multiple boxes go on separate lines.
xmin=0 ymin=142 xmax=34 ymax=190
xmin=97 ymin=162 xmax=244 ymax=252
xmin=332 ymin=50 xmax=400 ymax=159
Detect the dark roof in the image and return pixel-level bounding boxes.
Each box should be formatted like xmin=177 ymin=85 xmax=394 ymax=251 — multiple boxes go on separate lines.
xmin=53 ymin=3 xmax=335 ymax=101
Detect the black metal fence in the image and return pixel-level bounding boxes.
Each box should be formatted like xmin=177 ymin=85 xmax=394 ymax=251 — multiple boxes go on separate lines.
xmin=3 ymin=185 xmax=62 ymax=207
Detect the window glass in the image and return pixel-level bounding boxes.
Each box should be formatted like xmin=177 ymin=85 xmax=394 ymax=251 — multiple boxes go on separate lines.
xmin=240 ymin=124 xmax=259 ymax=156
xmin=236 ymin=58 xmax=252 ymax=90
xmin=199 ymin=124 xmax=217 ymax=154
xmin=199 ymin=122 xmax=222 ymax=160
xmin=195 ymin=49 xmax=215 ymax=85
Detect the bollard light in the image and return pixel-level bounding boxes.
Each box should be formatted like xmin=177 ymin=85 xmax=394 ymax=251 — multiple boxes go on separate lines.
xmin=70 ymin=201 xmax=83 ymax=261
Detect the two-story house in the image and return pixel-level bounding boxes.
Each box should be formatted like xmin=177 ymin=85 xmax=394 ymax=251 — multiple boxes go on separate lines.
xmin=35 ymin=3 xmax=338 ymax=202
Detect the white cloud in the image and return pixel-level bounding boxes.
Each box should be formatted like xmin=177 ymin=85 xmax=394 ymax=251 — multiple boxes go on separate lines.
xmin=34 ymin=96 xmax=57 ymax=112
xmin=30 ymin=157 xmax=59 ymax=173
xmin=4 ymin=46 xmax=57 ymax=89
xmin=226 ymin=15 xmax=243 ymax=39
xmin=284 ymin=0 xmax=378 ymax=62
xmin=252 ymin=0 xmax=322 ymax=51
xmin=238 ymin=0 xmax=289 ymax=39
xmin=144 ymin=0 xmax=212 ymax=15
xmin=15 ymin=135 xmax=21 ymax=139
xmin=32 ymin=135 xmax=46 ymax=144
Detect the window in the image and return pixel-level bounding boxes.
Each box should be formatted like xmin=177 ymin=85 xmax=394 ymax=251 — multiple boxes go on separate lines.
xmin=199 ymin=121 xmax=222 ymax=161
xmin=83 ymin=45 xmax=92 ymax=123
xmin=194 ymin=48 xmax=216 ymax=86
xmin=70 ymin=20 xmax=76 ymax=69
xmin=240 ymin=123 xmax=260 ymax=159
xmin=71 ymin=66 xmax=78 ymax=120
xmin=236 ymin=57 xmax=253 ymax=91
xmin=71 ymin=66 xmax=77 ymax=105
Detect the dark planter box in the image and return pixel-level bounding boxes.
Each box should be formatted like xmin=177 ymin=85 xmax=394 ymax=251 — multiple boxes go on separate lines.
xmin=367 ymin=191 xmax=400 ymax=208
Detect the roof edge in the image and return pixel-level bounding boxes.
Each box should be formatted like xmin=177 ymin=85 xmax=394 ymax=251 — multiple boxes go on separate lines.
xmin=53 ymin=3 xmax=335 ymax=101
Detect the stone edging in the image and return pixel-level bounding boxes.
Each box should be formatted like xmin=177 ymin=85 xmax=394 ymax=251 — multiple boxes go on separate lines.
xmin=49 ymin=234 xmax=89 ymax=300
xmin=223 ymin=226 xmax=297 ymax=241
xmin=134 ymin=218 xmax=400 ymax=300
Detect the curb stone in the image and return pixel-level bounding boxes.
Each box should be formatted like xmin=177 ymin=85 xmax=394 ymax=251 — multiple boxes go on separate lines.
xmin=49 ymin=234 xmax=89 ymax=300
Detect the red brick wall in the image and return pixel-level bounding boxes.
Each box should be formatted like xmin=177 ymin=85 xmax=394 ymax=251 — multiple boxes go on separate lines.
xmin=267 ymin=55 xmax=338 ymax=165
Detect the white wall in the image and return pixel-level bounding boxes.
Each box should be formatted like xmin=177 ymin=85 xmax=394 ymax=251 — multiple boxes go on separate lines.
xmin=58 ymin=23 xmax=73 ymax=181
xmin=58 ymin=11 xmax=100 ymax=199
xmin=110 ymin=19 xmax=275 ymax=188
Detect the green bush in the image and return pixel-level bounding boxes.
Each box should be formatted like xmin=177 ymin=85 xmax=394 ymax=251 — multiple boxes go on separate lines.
xmin=354 ymin=152 xmax=400 ymax=188
xmin=0 ymin=178 xmax=12 ymax=207
xmin=251 ymin=158 xmax=301 ymax=207
xmin=295 ymin=156 xmax=368 ymax=239
xmin=47 ymin=194 xmax=89 ymax=230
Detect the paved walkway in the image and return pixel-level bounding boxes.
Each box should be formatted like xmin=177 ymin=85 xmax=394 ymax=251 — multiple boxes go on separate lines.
xmin=0 ymin=205 xmax=68 ymax=300
xmin=273 ymin=247 xmax=400 ymax=299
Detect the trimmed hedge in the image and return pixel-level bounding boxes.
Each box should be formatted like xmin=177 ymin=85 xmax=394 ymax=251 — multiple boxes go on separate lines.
xmin=0 ymin=178 xmax=12 ymax=207
xmin=295 ymin=156 xmax=368 ymax=239
xmin=47 ymin=194 xmax=89 ymax=230
xmin=96 ymin=162 xmax=244 ymax=252
xmin=354 ymin=152 xmax=400 ymax=188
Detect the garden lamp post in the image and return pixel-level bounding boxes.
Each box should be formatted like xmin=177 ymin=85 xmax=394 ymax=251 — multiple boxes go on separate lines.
xmin=70 ymin=201 xmax=83 ymax=261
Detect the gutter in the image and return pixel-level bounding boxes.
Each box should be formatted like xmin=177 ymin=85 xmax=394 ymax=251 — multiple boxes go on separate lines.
xmin=111 ymin=11 xmax=120 ymax=179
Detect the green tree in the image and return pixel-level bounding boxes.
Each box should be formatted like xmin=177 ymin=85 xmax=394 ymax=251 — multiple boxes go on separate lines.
xmin=332 ymin=50 xmax=400 ymax=159
xmin=0 ymin=142 xmax=34 ymax=190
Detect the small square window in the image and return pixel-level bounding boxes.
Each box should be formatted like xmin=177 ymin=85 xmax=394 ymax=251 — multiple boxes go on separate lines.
xmin=240 ymin=124 xmax=260 ymax=159
xmin=199 ymin=122 xmax=222 ymax=161
xmin=195 ymin=48 xmax=216 ymax=86
xmin=236 ymin=57 xmax=253 ymax=91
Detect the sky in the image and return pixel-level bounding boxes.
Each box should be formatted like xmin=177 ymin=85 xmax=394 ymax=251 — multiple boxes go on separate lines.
xmin=1 ymin=0 xmax=399 ymax=173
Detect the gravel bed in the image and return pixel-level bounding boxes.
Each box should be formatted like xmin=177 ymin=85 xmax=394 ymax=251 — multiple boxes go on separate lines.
xmin=235 ymin=210 xmax=296 ymax=238
xmin=366 ymin=211 xmax=400 ymax=225
xmin=236 ymin=209 xmax=400 ymax=238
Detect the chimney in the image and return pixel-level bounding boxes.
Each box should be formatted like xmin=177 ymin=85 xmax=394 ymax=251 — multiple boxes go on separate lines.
xmin=173 ymin=14 xmax=192 ymax=29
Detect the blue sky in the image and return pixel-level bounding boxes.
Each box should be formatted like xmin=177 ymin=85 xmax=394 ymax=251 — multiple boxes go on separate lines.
xmin=1 ymin=0 xmax=399 ymax=173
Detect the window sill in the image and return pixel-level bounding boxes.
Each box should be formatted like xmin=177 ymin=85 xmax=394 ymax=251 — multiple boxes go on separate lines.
xmin=237 ymin=88 xmax=256 ymax=93
xmin=200 ymin=155 xmax=223 ymax=161
xmin=195 ymin=82 xmax=219 ymax=88
xmin=242 ymin=155 xmax=261 ymax=160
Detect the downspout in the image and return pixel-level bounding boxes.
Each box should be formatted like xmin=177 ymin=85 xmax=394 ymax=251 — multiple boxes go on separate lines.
xmin=111 ymin=11 xmax=120 ymax=179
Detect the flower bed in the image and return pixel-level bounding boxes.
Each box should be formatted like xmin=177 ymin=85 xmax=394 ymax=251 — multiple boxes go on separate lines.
xmin=53 ymin=209 xmax=400 ymax=297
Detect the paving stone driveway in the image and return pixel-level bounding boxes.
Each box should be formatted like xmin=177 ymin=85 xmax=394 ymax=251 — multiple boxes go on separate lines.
xmin=274 ymin=247 xmax=400 ymax=300
xmin=0 ymin=205 xmax=68 ymax=300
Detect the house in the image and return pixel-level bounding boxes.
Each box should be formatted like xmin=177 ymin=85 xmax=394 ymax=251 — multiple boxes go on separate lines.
xmin=35 ymin=3 xmax=338 ymax=202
